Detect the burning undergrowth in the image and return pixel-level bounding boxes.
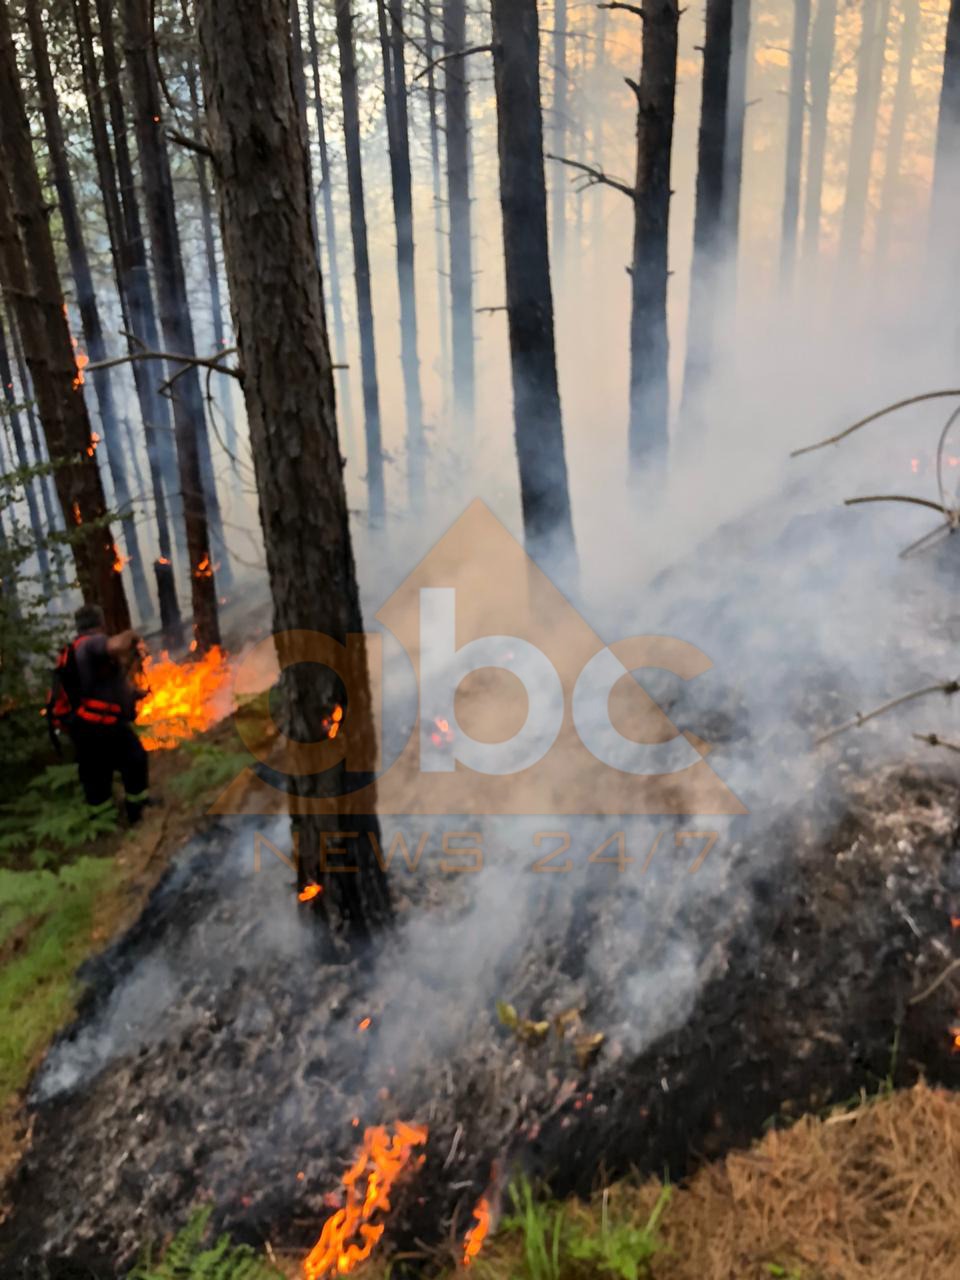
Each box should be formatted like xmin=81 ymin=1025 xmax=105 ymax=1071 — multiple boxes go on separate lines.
xmin=1 ymin=758 xmax=960 ymax=1277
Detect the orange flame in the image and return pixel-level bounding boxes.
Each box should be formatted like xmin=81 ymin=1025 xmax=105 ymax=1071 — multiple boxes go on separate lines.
xmin=112 ymin=545 xmax=130 ymax=574
xmin=136 ymin=646 xmax=233 ymax=750
xmin=299 ymin=884 xmax=323 ymax=902
xmin=951 ymin=1026 xmax=960 ymax=1054
xmin=358 ymin=1017 xmax=371 ymax=1032
xmin=86 ymin=431 xmax=100 ymax=457
xmin=431 ymin=716 xmax=454 ymax=748
xmin=463 ymin=1196 xmax=491 ymax=1267
xmin=72 ymin=501 xmax=83 ymax=526
xmin=63 ymin=305 xmax=89 ymax=389
xmin=302 ymin=1122 xmax=428 ymax=1279
xmin=194 ymin=554 xmax=215 ymax=579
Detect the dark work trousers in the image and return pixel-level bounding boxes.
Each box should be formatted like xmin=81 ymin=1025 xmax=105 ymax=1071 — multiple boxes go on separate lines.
xmin=70 ymin=720 xmax=150 ymax=822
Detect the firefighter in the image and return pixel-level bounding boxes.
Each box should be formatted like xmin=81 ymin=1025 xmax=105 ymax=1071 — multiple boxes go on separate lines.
xmin=48 ymin=604 xmax=150 ymax=823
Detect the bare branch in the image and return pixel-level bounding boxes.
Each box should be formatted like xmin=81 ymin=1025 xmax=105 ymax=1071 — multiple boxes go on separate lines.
xmin=85 ymin=346 xmax=241 ymax=381
xmin=791 ymin=390 xmax=960 ymax=458
xmin=912 ymin=731 xmax=960 ymax=755
xmin=843 ymin=494 xmax=953 ymax=518
xmin=166 ymin=129 xmax=213 ymax=159
xmin=413 ymin=44 xmax=492 ymax=82
xmin=908 ymin=956 xmax=960 ymax=1004
xmin=545 ymin=153 xmax=636 ymax=200
xmin=599 ymin=2 xmax=646 ymax=17
xmin=815 ymin=679 xmax=960 ymax=746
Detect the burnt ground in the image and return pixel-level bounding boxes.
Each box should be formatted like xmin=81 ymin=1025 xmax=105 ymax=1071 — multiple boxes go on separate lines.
xmin=1 ymin=761 xmax=959 ymax=1277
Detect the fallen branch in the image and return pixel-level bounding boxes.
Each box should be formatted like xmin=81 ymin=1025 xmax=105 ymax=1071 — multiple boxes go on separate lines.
xmin=791 ymin=390 xmax=960 ymax=458
xmin=844 ymin=494 xmax=954 ymax=519
xmin=545 ymin=153 xmax=635 ymax=200
xmin=908 ymin=957 xmax=960 ymax=1005
xmin=815 ymin=679 xmax=960 ymax=746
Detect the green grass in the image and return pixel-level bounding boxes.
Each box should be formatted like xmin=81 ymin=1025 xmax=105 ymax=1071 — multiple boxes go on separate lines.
xmin=0 ymin=855 xmax=114 ymax=1096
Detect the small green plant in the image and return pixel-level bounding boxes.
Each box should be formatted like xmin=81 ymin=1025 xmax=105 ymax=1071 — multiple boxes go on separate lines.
xmin=765 ymin=1264 xmax=806 ymax=1279
xmin=0 ymin=764 xmax=117 ymax=869
xmin=129 ymin=1206 xmax=283 ymax=1280
xmin=502 ymin=1177 xmax=566 ymax=1280
xmin=566 ymin=1186 xmax=671 ymax=1280
xmin=169 ymin=741 xmax=252 ymax=805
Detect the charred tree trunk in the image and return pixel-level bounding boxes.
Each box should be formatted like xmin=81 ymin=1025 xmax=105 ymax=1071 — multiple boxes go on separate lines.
xmin=0 ymin=0 xmax=129 ymax=628
xmin=443 ymin=0 xmax=476 ymax=433
xmin=377 ymin=0 xmax=426 ymax=504
xmin=839 ymin=0 xmax=891 ymax=266
xmin=802 ymin=0 xmax=837 ymax=261
xmin=305 ymin=0 xmax=353 ymax=433
xmin=0 ymin=311 xmax=52 ymax=592
xmin=196 ymin=0 xmax=391 ymax=939
xmin=876 ymin=0 xmax=918 ymax=262
xmin=490 ymin=0 xmax=576 ymax=572
xmin=335 ymin=0 xmax=386 ymax=523
xmin=87 ymin=0 xmax=186 ymax=570
xmin=930 ymin=0 xmax=960 ymax=250
xmin=779 ymin=0 xmax=811 ymax=286
xmin=124 ymin=0 xmax=221 ymax=650
xmin=25 ymin=0 xmax=152 ymax=621
xmin=626 ymin=0 xmax=679 ymax=478
xmin=719 ymin=0 xmax=750 ymax=277
xmin=423 ymin=0 xmax=451 ymax=409
xmin=551 ymin=0 xmax=567 ymax=270
xmin=681 ymin=0 xmax=734 ymax=415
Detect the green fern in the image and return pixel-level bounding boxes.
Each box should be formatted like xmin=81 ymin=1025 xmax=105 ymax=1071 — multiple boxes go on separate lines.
xmin=130 ymin=1207 xmax=284 ymax=1280
xmin=0 ymin=765 xmax=117 ymax=869
xmin=168 ymin=742 xmax=251 ymax=805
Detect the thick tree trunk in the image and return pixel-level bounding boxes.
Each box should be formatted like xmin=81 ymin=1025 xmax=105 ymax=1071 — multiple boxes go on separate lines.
xmin=551 ymin=0 xmax=567 ymax=270
xmin=876 ymin=0 xmax=919 ymax=262
xmin=0 ymin=312 xmax=52 ymax=592
xmin=627 ymin=0 xmax=679 ymax=477
xmin=0 ymin=0 xmax=129 ymax=629
xmin=336 ymin=0 xmax=386 ymax=522
xmin=839 ymin=0 xmax=891 ymax=266
xmin=196 ymin=0 xmax=391 ymax=939
xmin=930 ymin=0 xmax=960 ymax=249
xmin=377 ymin=0 xmax=426 ymax=504
xmin=719 ymin=0 xmax=750 ymax=268
xmin=423 ymin=0 xmax=451 ymax=409
xmin=802 ymin=0 xmax=837 ymax=261
xmin=305 ymin=0 xmax=353 ymax=433
xmin=681 ymin=0 xmax=734 ymax=414
xmin=124 ymin=0 xmax=221 ymax=650
xmin=443 ymin=0 xmax=476 ymax=432
xmin=26 ymin=0 xmax=152 ymax=622
xmin=490 ymin=0 xmax=576 ymax=572
xmin=88 ymin=0 xmax=186 ymax=570
xmin=779 ymin=0 xmax=811 ymax=286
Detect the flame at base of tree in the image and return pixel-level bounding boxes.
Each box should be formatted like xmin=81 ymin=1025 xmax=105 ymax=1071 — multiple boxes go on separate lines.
xmin=463 ymin=1196 xmax=491 ymax=1266
xmin=136 ymin=646 xmax=234 ymax=750
xmin=302 ymin=1121 xmax=429 ymax=1279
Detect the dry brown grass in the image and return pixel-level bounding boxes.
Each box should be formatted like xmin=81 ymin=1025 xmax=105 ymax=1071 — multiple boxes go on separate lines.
xmin=603 ymin=1081 xmax=960 ymax=1280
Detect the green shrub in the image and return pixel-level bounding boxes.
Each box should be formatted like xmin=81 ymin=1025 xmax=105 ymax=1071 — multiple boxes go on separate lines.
xmin=129 ymin=1207 xmax=284 ymax=1280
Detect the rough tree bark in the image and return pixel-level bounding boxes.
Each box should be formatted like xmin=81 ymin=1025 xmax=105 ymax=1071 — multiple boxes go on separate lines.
xmin=124 ymin=0 xmax=222 ymax=650
xmin=196 ymin=0 xmax=391 ymax=939
xmin=443 ymin=0 xmax=476 ymax=432
xmin=551 ymin=0 xmax=568 ymax=270
xmin=423 ymin=0 xmax=451 ymax=407
xmin=839 ymin=0 xmax=891 ymax=265
xmin=25 ymin=0 xmax=152 ymax=621
xmin=377 ymin=0 xmax=426 ymax=504
xmin=625 ymin=0 xmax=679 ymax=478
xmin=930 ymin=0 xmax=960 ymax=249
xmin=0 ymin=311 xmax=52 ymax=592
xmin=305 ymin=0 xmax=353 ymax=432
xmin=336 ymin=0 xmax=386 ymax=523
xmin=719 ymin=0 xmax=750 ymax=272
xmin=0 ymin=0 xmax=129 ymax=628
xmin=802 ymin=0 xmax=837 ymax=261
xmin=779 ymin=0 xmax=811 ymax=286
xmin=876 ymin=0 xmax=919 ymax=262
xmin=681 ymin=0 xmax=734 ymax=415
xmin=490 ymin=0 xmax=576 ymax=572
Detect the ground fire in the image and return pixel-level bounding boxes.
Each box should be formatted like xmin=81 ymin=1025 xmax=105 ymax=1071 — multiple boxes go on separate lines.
xmin=302 ymin=1122 xmax=429 ymax=1279
xmin=136 ymin=646 xmax=234 ymax=750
